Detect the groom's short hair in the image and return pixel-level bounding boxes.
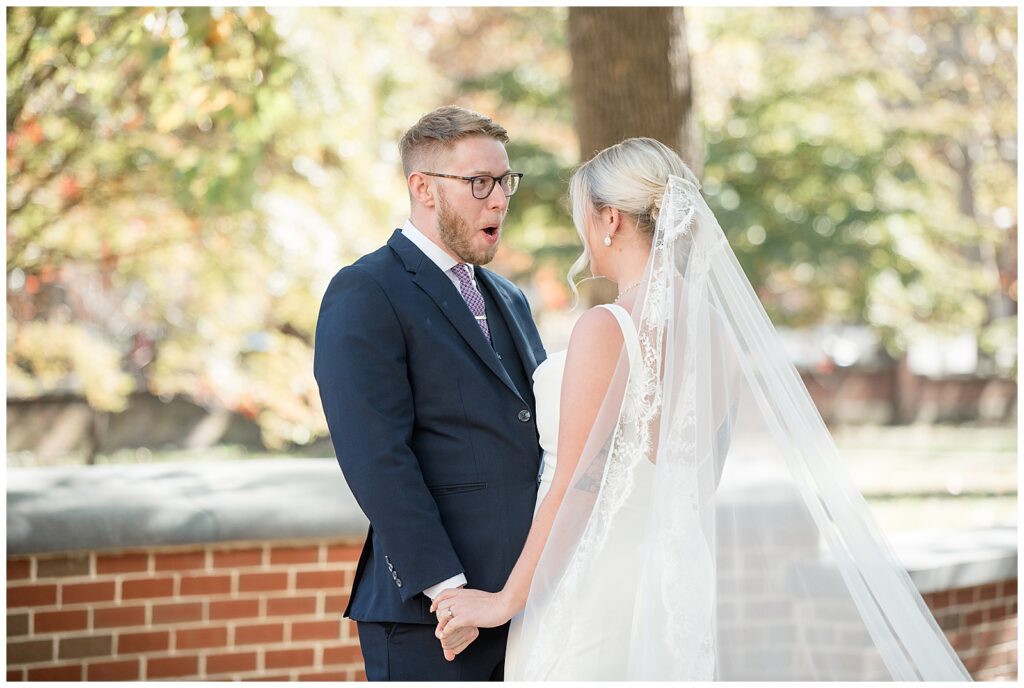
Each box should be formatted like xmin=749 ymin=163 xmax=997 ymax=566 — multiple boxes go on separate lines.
xmin=400 ymin=105 xmax=509 ymax=177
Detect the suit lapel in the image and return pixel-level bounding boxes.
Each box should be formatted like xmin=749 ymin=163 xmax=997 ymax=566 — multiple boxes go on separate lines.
xmin=476 ymin=268 xmax=541 ymax=381
xmin=388 ymin=231 xmax=522 ymax=400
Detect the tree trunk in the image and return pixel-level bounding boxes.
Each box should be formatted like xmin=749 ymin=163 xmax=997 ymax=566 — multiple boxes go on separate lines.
xmin=890 ymin=353 xmax=920 ymax=425
xmin=568 ymin=7 xmax=698 ymax=304
xmin=85 ymin=410 xmax=108 ymax=465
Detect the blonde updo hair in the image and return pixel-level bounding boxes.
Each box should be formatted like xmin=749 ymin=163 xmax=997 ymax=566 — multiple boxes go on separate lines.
xmin=567 ymin=137 xmax=695 ymax=304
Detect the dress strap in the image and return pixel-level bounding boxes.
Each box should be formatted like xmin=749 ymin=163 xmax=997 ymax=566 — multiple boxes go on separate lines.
xmin=596 ymin=303 xmax=642 ymax=374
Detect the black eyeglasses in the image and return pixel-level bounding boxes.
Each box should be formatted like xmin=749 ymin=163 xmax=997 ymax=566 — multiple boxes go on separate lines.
xmin=420 ymin=171 xmax=524 ymax=199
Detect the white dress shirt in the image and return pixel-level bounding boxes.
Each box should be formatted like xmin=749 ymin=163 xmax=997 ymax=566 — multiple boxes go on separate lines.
xmin=401 ymin=218 xmax=470 ymax=600
xmin=401 ymin=219 xmax=480 ymax=292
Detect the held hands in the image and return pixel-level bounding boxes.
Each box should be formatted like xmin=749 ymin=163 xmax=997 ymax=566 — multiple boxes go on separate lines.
xmin=430 ymin=587 xmax=514 ymax=661
xmin=431 ymin=584 xmax=474 ymax=662
xmin=434 ymin=623 xmax=478 ymax=661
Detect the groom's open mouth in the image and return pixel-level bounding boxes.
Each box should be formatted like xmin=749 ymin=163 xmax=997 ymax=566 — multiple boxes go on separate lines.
xmin=480 ymin=225 xmax=500 ymax=243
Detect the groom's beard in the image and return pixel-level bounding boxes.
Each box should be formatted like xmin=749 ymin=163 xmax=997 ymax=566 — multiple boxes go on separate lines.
xmin=436 ymin=189 xmax=500 ymax=266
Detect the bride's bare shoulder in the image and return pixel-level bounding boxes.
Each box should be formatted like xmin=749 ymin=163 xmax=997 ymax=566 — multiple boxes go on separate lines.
xmin=565 ymin=306 xmax=624 ymax=362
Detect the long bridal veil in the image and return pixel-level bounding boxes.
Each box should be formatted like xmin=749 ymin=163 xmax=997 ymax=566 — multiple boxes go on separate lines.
xmin=506 ymin=172 xmax=971 ymax=680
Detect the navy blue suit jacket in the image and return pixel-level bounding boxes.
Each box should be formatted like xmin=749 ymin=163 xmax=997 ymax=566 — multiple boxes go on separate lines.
xmin=314 ymin=230 xmax=547 ymax=624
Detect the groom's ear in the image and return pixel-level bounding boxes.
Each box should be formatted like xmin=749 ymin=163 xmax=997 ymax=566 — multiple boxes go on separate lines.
xmin=408 ymin=172 xmax=436 ymax=209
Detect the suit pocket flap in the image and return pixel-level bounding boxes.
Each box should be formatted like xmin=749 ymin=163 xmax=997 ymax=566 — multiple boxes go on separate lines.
xmin=427 ymin=481 xmax=487 ymax=496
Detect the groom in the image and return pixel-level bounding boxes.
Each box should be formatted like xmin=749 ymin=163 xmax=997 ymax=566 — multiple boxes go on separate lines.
xmin=313 ymin=105 xmax=547 ymax=681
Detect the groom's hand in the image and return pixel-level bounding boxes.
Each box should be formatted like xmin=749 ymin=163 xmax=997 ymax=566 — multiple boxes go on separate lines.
xmin=430 ymin=583 xmax=472 ymax=661
xmin=434 ymin=623 xmax=479 ymax=661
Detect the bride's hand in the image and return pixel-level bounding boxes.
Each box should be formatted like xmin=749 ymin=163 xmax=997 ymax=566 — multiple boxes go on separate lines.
xmin=430 ymin=587 xmax=514 ymax=636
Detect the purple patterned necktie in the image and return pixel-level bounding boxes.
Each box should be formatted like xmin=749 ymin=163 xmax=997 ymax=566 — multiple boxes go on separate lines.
xmin=450 ymin=263 xmax=491 ymax=343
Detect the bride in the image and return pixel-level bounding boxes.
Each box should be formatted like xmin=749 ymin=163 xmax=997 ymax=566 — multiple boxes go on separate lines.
xmin=431 ymin=137 xmax=971 ymax=681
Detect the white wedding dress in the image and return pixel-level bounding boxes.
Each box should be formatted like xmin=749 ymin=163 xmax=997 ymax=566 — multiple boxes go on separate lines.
xmin=501 ymin=173 xmax=969 ymax=681
xmin=505 ymin=303 xmax=656 ymax=680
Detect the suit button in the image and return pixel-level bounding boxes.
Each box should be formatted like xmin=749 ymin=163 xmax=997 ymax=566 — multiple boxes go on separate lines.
xmin=392 ymin=571 xmax=398 ymax=580
xmin=518 ymin=410 xmax=531 ymax=423
xmin=396 ymin=579 xmax=403 ymax=588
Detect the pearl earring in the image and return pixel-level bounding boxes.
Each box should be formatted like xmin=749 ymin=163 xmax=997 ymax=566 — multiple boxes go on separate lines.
xmin=603 ymin=234 xmax=612 ymax=247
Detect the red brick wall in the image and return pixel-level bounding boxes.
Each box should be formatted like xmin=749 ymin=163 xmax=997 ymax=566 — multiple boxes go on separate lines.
xmin=798 ymin=368 xmax=1017 ymax=425
xmin=921 ymin=580 xmax=1018 ymax=681
xmin=7 ymin=539 xmax=365 ymax=681
xmin=7 ymin=540 xmax=1017 ymax=681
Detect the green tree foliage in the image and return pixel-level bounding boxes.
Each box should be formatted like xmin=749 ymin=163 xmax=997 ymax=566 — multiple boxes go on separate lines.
xmin=7 ymin=7 xmax=313 ymax=443
xmin=6 ymin=7 xmax=1016 ymax=459
xmin=690 ymin=7 xmax=1016 ymax=366
xmin=5 ymin=6 xmax=535 ymax=449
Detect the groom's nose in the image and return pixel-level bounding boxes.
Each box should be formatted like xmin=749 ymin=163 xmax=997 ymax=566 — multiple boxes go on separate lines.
xmin=484 ymin=182 xmax=509 ymax=213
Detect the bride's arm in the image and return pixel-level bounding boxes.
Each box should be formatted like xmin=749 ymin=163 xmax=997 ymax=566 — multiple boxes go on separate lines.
xmin=500 ymin=307 xmax=623 ymax=613
xmin=431 ymin=307 xmax=623 ymax=631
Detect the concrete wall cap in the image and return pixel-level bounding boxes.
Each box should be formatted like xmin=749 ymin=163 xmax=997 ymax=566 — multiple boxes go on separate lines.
xmin=7 ymin=459 xmax=367 ymax=555
xmin=7 ymin=460 xmax=1017 ymax=595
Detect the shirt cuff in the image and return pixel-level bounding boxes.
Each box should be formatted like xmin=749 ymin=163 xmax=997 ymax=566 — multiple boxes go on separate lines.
xmin=422 ymin=573 xmax=468 ymax=600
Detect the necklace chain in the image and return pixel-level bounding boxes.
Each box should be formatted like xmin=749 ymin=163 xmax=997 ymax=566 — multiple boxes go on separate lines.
xmin=614 ymin=280 xmax=643 ymax=304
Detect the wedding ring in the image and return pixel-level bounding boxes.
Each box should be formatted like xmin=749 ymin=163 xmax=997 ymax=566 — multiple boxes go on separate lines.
xmin=447 ymin=607 xmax=454 ymax=618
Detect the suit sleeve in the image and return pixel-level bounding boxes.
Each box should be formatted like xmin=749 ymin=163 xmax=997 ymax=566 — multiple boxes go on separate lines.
xmin=313 ymin=265 xmax=464 ymax=602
